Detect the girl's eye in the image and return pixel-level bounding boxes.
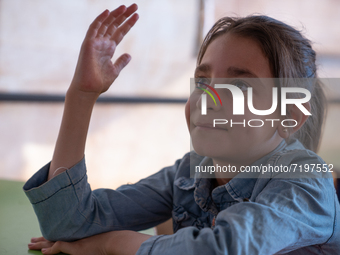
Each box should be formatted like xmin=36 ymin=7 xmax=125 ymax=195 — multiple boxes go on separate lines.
xmin=232 ymin=79 xmax=249 ymax=91
xmin=195 ymin=77 xmax=211 ymax=88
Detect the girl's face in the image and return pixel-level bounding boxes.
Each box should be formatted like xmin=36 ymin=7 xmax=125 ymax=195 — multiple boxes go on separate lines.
xmin=186 ymin=33 xmax=284 ymax=166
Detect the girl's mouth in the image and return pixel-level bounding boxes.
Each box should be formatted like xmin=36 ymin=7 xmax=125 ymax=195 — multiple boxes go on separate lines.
xmin=194 ymin=122 xmax=228 ymax=131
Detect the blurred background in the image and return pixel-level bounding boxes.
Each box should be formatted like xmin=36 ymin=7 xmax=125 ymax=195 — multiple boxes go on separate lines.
xmin=0 ymin=0 xmax=339 ymax=189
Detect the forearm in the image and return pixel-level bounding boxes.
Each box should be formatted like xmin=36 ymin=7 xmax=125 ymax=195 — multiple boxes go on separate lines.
xmin=48 ymin=87 xmax=98 ymax=180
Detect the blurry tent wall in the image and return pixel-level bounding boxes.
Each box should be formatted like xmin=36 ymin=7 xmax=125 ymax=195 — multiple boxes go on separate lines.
xmin=0 ymin=0 xmax=340 ymax=189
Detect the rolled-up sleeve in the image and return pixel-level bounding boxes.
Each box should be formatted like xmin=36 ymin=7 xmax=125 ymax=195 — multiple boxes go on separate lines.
xmin=23 ymin=157 xmax=178 ymax=241
xmin=137 ymin=177 xmax=336 ymax=255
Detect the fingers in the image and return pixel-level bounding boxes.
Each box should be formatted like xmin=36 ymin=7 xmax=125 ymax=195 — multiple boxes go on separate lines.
xmin=42 ymin=241 xmax=74 ymax=255
xmin=112 ymin=54 xmax=132 ymax=77
xmin=31 ymin=236 xmax=47 ymax=243
xmin=110 ymin=13 xmax=139 ymax=46
xmin=86 ymin=4 xmax=139 ymax=45
xmin=96 ymin=5 xmax=127 ymax=37
xmin=28 ymin=238 xmax=54 ymax=251
xmin=105 ymin=4 xmax=138 ymax=38
xmin=86 ymin=9 xmax=110 ymax=39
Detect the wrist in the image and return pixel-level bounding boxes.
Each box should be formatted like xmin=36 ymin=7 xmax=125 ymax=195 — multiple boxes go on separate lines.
xmin=66 ymin=85 xmax=100 ymax=104
xmin=105 ymin=231 xmax=152 ymax=255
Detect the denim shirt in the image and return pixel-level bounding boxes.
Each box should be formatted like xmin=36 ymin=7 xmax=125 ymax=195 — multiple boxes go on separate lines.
xmin=23 ymin=139 xmax=340 ymax=255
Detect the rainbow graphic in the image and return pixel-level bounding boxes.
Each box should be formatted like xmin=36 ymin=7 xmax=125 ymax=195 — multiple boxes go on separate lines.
xmin=197 ymin=81 xmax=223 ymax=106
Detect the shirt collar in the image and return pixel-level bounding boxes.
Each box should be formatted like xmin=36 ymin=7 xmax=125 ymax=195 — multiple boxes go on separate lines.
xmin=194 ymin=139 xmax=287 ymax=203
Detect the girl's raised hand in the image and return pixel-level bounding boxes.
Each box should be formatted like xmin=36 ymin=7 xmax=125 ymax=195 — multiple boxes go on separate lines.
xmin=70 ymin=4 xmax=139 ymax=99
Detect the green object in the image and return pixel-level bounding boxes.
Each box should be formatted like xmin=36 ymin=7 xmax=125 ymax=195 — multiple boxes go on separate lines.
xmin=0 ymin=179 xmax=44 ymax=254
xmin=0 ymin=179 xmax=155 ymax=255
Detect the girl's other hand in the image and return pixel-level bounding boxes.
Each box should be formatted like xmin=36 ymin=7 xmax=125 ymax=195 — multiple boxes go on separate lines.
xmin=70 ymin=4 xmax=139 ymax=99
xmin=28 ymin=235 xmax=106 ymax=255
xmin=28 ymin=237 xmax=54 ymax=252
xmin=28 ymin=230 xmax=152 ymax=255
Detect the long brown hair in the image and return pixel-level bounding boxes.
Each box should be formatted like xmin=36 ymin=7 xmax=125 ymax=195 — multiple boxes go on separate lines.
xmin=197 ymin=15 xmax=326 ymax=152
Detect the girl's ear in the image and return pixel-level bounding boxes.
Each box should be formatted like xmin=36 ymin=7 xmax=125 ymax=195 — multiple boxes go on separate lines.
xmin=278 ymin=102 xmax=311 ymax=139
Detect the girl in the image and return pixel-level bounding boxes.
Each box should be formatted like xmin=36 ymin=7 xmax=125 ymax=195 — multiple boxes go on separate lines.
xmin=24 ymin=3 xmax=340 ymax=255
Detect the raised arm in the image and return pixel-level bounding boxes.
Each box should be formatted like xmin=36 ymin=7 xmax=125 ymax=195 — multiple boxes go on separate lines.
xmin=48 ymin=4 xmax=139 ymax=180
xmin=24 ymin=4 xmax=175 ymax=246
